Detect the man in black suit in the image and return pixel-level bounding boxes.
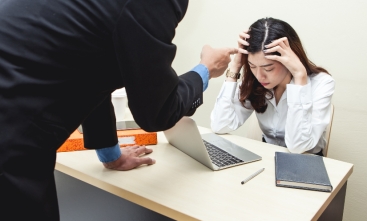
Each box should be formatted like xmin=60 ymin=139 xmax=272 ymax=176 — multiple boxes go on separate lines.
xmin=0 ymin=0 xmax=237 ymax=220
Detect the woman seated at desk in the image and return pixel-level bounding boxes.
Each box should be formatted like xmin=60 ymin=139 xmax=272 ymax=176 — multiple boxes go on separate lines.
xmin=211 ymin=17 xmax=334 ymax=156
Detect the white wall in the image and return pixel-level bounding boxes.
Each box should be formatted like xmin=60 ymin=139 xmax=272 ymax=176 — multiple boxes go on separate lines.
xmin=172 ymin=1 xmax=367 ymax=220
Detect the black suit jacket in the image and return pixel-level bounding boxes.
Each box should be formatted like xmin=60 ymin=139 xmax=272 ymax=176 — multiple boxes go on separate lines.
xmin=0 ymin=0 xmax=203 ymax=150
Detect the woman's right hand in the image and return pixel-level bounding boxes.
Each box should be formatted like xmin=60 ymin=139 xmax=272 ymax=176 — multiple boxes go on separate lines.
xmin=229 ymin=30 xmax=250 ymax=73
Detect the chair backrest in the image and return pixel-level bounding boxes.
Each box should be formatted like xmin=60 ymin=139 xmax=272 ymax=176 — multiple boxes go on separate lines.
xmin=323 ymin=104 xmax=334 ymax=157
xmin=244 ymin=104 xmax=334 ymax=157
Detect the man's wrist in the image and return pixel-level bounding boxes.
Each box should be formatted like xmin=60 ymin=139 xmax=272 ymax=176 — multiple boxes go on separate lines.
xmin=95 ymin=143 xmax=121 ymax=163
xmin=191 ymin=64 xmax=209 ymax=91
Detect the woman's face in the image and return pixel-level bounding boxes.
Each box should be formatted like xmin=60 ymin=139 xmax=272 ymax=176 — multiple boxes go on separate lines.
xmin=248 ymin=52 xmax=290 ymax=89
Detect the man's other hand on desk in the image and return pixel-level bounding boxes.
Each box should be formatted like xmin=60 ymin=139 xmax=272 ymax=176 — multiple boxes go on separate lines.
xmin=104 ymin=145 xmax=155 ymax=171
xmin=96 ymin=144 xmax=155 ymax=171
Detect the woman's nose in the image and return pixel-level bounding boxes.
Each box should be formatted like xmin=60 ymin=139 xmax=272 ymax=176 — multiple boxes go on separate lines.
xmin=255 ymin=69 xmax=266 ymax=80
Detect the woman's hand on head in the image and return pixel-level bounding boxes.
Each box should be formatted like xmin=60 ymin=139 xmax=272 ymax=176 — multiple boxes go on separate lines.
xmin=263 ymin=37 xmax=307 ymax=85
xmin=229 ymin=30 xmax=250 ymax=72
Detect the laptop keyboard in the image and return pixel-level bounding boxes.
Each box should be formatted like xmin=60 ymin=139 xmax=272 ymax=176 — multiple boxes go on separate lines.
xmin=203 ymin=140 xmax=244 ymax=167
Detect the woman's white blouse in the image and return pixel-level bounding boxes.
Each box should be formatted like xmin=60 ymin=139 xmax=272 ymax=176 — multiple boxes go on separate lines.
xmin=210 ymin=72 xmax=335 ymax=154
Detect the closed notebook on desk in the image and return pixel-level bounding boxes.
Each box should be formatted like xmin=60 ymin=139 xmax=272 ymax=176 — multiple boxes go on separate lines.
xmin=275 ymin=152 xmax=333 ymax=192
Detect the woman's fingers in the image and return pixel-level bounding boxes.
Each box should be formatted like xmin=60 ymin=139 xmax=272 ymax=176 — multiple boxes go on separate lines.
xmin=238 ymin=38 xmax=249 ymax=46
xmin=264 ymin=45 xmax=285 ymax=55
xmin=277 ymin=40 xmax=288 ymax=49
xmin=264 ymin=54 xmax=280 ymax=62
xmin=282 ymin=37 xmax=290 ymax=47
xmin=239 ymin=31 xmax=250 ymax=39
xmin=237 ymin=31 xmax=250 ymax=54
xmin=239 ymin=31 xmax=250 ymax=47
xmin=265 ymin=37 xmax=288 ymax=49
xmin=237 ymin=48 xmax=248 ymax=54
xmin=263 ymin=37 xmax=292 ymax=60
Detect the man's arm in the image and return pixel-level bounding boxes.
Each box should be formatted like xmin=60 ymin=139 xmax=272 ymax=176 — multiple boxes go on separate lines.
xmin=112 ymin=0 xmax=236 ymax=132
xmin=79 ymin=92 xmax=156 ymax=170
xmin=94 ymin=65 xmax=209 ymax=169
xmin=81 ymin=94 xmax=118 ymax=149
xmin=95 ymin=0 xmax=236 ymax=170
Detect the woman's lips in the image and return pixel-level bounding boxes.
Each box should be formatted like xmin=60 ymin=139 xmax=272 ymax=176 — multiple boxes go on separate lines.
xmin=260 ymin=83 xmax=269 ymax=86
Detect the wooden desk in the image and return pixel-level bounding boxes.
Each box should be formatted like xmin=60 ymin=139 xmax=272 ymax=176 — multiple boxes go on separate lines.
xmin=56 ymin=126 xmax=353 ymax=221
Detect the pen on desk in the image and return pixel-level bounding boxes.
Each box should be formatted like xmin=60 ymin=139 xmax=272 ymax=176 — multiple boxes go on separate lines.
xmin=241 ymin=168 xmax=265 ymax=185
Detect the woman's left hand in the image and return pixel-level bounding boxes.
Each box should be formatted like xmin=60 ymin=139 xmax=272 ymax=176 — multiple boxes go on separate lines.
xmin=264 ymin=37 xmax=307 ymax=85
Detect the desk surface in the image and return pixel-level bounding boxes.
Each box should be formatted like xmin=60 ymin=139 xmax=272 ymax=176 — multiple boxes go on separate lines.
xmin=56 ymin=124 xmax=353 ymax=221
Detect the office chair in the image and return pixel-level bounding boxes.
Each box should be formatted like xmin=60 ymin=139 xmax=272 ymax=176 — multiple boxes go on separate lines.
xmin=323 ymin=104 xmax=334 ymax=157
xmin=244 ymin=104 xmax=335 ymax=157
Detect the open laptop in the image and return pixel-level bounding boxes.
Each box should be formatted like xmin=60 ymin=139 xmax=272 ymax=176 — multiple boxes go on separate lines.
xmin=164 ymin=117 xmax=262 ymax=171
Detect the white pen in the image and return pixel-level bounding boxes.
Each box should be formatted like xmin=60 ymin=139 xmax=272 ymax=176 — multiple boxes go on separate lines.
xmin=241 ymin=168 xmax=265 ymax=185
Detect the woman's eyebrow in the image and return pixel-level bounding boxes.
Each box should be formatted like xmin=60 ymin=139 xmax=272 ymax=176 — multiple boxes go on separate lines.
xmin=260 ymin=63 xmax=273 ymax=67
xmin=248 ymin=61 xmax=274 ymax=67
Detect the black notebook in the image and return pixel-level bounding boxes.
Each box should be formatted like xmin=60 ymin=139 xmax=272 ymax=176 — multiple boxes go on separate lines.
xmin=275 ymin=152 xmax=333 ymax=192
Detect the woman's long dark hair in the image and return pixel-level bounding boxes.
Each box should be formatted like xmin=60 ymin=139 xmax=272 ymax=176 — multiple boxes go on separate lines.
xmin=240 ymin=17 xmax=329 ymax=113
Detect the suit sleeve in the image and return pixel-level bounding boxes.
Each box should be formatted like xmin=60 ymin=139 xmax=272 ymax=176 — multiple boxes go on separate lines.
xmin=112 ymin=0 xmax=203 ymax=132
xmin=81 ymin=94 xmax=118 ymax=149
